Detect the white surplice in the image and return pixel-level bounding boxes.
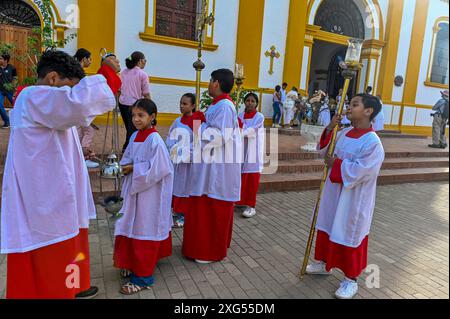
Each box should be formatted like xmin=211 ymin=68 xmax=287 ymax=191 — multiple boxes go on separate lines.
xmin=166 ymin=117 xmax=192 ymax=198
xmin=189 ymin=98 xmax=242 ymax=202
xmin=115 ymin=131 xmax=174 ymax=241
xmin=316 ymin=127 xmax=385 ymax=248
xmin=1 ymin=75 xmax=116 ymax=254
xmin=238 ymin=112 xmax=265 ymax=174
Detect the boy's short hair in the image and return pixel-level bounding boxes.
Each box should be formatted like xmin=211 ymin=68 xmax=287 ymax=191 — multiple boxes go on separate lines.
xmin=74 ymin=48 xmax=91 ymax=62
xmin=282 ymin=82 xmax=288 ymax=87
xmin=37 ymin=50 xmax=85 ymax=80
xmin=355 ymin=93 xmax=382 ymax=121
xmin=1 ymin=53 xmax=10 ymax=62
xmin=211 ymin=69 xmax=234 ymax=94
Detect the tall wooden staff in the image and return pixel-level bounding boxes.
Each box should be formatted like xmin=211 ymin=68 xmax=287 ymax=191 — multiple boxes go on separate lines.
xmin=299 ymin=38 xmax=364 ymax=278
xmin=193 ymin=0 xmax=214 ymax=110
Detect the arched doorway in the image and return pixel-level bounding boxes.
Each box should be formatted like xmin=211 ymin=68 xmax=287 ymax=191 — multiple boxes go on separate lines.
xmin=307 ymin=0 xmax=366 ymax=98
xmin=0 ymin=0 xmax=41 ymax=95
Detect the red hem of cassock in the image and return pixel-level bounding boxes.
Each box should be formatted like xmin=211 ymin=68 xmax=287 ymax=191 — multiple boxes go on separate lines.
xmin=314 ymin=230 xmax=368 ymax=279
xmin=182 ymin=196 xmax=234 ymax=261
xmin=6 ymin=229 xmax=91 ymax=299
xmin=113 ymin=233 xmax=172 ymax=277
xmin=236 ymin=173 xmax=261 ymax=208
xmin=172 ymin=196 xmax=189 ymax=214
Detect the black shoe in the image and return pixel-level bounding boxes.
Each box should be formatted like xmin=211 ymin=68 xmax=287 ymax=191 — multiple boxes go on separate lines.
xmin=75 ymin=286 xmax=99 ymax=299
xmin=428 ymin=144 xmax=441 ymax=149
xmin=439 ymin=144 xmax=448 ymax=149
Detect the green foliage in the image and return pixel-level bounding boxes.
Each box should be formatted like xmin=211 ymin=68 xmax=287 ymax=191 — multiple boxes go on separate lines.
xmin=199 ymin=88 xmax=253 ymax=113
xmin=2 ymin=0 xmax=77 ymax=86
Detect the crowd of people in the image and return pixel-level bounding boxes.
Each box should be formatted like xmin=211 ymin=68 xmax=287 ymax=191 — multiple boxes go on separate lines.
xmin=0 ymin=48 xmax=429 ymax=300
xmin=270 ymin=83 xmax=386 ymax=133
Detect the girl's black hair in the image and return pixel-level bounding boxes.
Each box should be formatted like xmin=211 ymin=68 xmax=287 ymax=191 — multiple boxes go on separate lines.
xmin=354 ymin=93 xmax=382 ymax=121
xmin=37 ymin=50 xmax=85 ymax=80
xmin=132 ymin=99 xmax=158 ymax=126
xmin=1 ymin=53 xmax=11 ymax=62
xmin=275 ymin=85 xmax=281 ymax=92
xmin=125 ymin=51 xmax=145 ymax=69
xmin=74 ymin=48 xmax=91 ymax=62
xmin=244 ymin=92 xmax=259 ymax=106
xmin=182 ymin=93 xmax=196 ymax=111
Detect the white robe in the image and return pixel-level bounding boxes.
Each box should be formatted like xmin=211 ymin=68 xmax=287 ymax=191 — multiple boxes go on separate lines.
xmin=1 ymin=75 xmax=116 ymax=254
xmin=166 ymin=117 xmax=192 ymax=198
xmin=318 ymin=104 xmax=331 ymax=127
xmin=316 ymin=127 xmax=385 ymax=248
xmin=284 ymin=90 xmax=298 ymax=125
xmin=115 ymin=131 xmax=174 ymax=241
xmin=189 ymin=98 xmax=242 ymax=202
xmin=372 ymin=106 xmax=385 ymax=132
xmin=238 ymin=112 xmax=265 ymax=174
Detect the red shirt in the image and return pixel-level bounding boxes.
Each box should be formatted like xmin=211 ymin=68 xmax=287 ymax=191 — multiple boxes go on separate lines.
xmin=97 ymin=65 xmax=122 ymax=95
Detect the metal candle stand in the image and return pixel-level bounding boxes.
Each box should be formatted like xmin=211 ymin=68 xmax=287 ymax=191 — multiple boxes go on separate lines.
xmin=98 ymin=48 xmax=123 ymax=219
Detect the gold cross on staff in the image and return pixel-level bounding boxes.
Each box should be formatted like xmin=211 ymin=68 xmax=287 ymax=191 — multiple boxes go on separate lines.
xmin=265 ymin=46 xmax=280 ymax=75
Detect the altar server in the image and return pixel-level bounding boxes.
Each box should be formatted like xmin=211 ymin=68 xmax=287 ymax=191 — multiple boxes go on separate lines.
xmin=113 ymin=99 xmax=174 ymax=295
xmin=182 ymin=69 xmax=242 ymax=264
xmin=236 ymin=93 xmax=265 ymax=218
xmin=166 ymin=93 xmax=206 ymax=228
xmin=306 ymin=94 xmax=385 ymax=300
xmin=1 ymin=50 xmax=116 ymax=299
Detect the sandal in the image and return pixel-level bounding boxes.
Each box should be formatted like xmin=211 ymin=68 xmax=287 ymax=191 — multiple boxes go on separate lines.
xmin=120 ymin=282 xmax=151 ymax=295
xmin=120 ymin=269 xmax=132 ymax=279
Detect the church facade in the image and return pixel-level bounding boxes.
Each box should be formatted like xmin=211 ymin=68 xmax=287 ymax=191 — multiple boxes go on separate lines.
xmin=1 ymin=0 xmax=449 ymax=135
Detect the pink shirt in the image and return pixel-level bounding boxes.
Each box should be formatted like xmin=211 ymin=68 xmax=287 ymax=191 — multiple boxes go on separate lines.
xmin=119 ymin=67 xmax=150 ymax=106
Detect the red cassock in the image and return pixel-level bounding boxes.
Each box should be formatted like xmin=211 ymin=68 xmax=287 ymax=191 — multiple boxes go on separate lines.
xmin=236 ymin=173 xmax=261 ymax=208
xmin=113 ymin=234 xmax=172 ymax=277
xmin=172 ymin=196 xmax=189 ymax=214
xmin=6 ymin=229 xmax=91 ymax=299
xmin=182 ymin=196 xmax=234 ymax=261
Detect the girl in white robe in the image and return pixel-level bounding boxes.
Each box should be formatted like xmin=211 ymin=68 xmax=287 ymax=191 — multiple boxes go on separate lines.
xmin=306 ymin=93 xmax=385 ymax=299
xmin=113 ymin=99 xmax=174 ymax=295
xmin=166 ymin=93 xmax=206 ymax=227
xmin=236 ymin=93 xmax=265 ymax=218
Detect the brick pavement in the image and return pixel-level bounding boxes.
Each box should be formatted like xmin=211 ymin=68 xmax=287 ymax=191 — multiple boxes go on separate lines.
xmin=1 ymin=182 xmax=448 ymax=299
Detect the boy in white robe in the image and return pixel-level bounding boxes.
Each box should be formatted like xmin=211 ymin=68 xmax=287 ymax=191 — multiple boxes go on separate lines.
xmin=182 ymin=69 xmax=242 ymax=264
xmin=113 ymin=99 xmax=174 ymax=295
xmin=1 ymin=50 xmax=116 ymax=299
xmin=306 ymin=94 xmax=385 ymax=299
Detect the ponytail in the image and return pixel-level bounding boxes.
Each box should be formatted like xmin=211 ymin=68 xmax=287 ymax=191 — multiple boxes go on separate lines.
xmin=125 ymin=51 xmax=145 ymax=69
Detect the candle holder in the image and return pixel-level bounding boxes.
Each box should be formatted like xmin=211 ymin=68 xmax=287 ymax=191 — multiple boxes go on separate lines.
xmin=234 ymin=63 xmax=245 ymax=114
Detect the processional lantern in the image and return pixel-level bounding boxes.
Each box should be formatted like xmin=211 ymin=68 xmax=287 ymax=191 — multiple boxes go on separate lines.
xmin=98 ymin=47 xmax=123 ymax=218
xmin=299 ymin=38 xmax=364 ymax=278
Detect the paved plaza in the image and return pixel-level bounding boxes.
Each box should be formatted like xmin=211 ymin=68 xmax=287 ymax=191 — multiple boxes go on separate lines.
xmin=1 ymin=181 xmax=448 ymax=300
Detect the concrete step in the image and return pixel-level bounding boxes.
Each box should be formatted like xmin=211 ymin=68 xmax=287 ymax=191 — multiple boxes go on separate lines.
xmin=258 ymin=167 xmax=449 ymax=193
xmin=276 ymin=157 xmax=449 ymax=174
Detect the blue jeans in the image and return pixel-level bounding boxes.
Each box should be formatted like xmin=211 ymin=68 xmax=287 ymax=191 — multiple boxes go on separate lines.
xmin=130 ymin=274 xmax=155 ymax=287
xmin=0 ymin=91 xmax=13 ymax=126
xmin=272 ymin=102 xmax=281 ymax=125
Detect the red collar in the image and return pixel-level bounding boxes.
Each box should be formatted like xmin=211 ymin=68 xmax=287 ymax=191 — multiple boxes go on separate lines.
xmin=134 ymin=127 xmax=158 ymax=143
xmin=244 ymin=110 xmax=257 ymax=119
xmin=346 ymin=127 xmax=375 ymax=139
xmin=180 ymin=111 xmax=206 ymax=130
xmin=212 ymin=94 xmax=234 ymax=106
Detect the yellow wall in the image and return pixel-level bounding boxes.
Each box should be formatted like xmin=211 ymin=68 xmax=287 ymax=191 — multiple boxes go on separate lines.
xmin=283 ymin=0 xmax=308 ymax=89
xmin=78 ymin=0 xmax=116 ymax=74
xmin=235 ymin=0 xmax=265 ymax=88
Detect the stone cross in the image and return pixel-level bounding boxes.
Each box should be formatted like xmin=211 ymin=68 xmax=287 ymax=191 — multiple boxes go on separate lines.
xmin=265 ymin=46 xmax=280 ymax=75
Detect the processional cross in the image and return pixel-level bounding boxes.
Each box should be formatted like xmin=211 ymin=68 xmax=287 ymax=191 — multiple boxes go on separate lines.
xmin=265 ymin=46 xmax=280 ymax=75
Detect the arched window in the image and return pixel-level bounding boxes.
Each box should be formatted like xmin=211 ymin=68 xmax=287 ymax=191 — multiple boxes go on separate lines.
xmin=314 ymin=0 xmax=365 ymax=39
xmin=0 ymin=0 xmax=41 ymax=28
xmin=427 ymin=19 xmax=449 ymax=86
xmin=155 ymin=0 xmax=200 ymax=41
